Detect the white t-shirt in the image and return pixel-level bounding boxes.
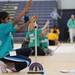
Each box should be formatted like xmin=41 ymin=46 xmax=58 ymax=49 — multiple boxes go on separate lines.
xmin=50 ymin=11 xmax=59 ymax=20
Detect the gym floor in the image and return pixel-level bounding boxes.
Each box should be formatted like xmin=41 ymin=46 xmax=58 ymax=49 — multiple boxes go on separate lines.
xmin=1 ymin=43 xmax=75 ymax=75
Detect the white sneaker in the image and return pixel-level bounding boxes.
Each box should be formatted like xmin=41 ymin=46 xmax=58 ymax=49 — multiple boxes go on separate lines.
xmin=0 ymin=61 xmax=8 ymax=73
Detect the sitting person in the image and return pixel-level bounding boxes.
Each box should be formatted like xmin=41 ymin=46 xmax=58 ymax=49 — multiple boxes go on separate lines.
xmin=25 ymin=16 xmax=52 ymax=56
xmin=0 ymin=0 xmax=32 ymax=73
xmin=48 ymin=24 xmax=60 ymax=45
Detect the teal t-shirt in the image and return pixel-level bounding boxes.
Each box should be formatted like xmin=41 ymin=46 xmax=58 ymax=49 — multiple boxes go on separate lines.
xmin=0 ymin=22 xmax=16 ymax=58
xmin=40 ymin=36 xmax=48 ymax=48
xmin=40 ymin=36 xmax=48 ymax=52
xmin=67 ymin=19 xmax=75 ymax=28
xmin=26 ymin=29 xmax=41 ymax=48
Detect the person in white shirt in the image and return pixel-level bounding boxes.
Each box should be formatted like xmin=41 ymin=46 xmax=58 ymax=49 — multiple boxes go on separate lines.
xmin=50 ymin=8 xmax=61 ymax=25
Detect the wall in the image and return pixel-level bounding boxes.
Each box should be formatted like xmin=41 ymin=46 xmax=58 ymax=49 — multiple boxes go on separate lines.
xmin=0 ymin=0 xmax=57 ymax=1
xmin=57 ymin=0 xmax=75 ymax=9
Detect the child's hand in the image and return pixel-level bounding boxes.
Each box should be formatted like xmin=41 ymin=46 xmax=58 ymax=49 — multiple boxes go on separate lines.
xmin=29 ymin=0 xmax=32 ymax=5
xmin=27 ymin=0 xmax=32 ymax=7
xmin=45 ymin=20 xmax=49 ymax=26
xmin=44 ymin=20 xmax=49 ymax=29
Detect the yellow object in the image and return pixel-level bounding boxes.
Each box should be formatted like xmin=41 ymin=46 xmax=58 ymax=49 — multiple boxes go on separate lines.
xmin=48 ymin=28 xmax=60 ymax=41
xmin=48 ymin=33 xmax=59 ymax=41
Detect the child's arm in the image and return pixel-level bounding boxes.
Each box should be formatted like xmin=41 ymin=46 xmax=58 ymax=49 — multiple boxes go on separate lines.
xmin=57 ymin=29 xmax=60 ymax=34
xmin=41 ymin=20 xmax=49 ymax=36
xmin=42 ymin=20 xmax=49 ymax=31
xmin=13 ymin=0 xmax=32 ymax=25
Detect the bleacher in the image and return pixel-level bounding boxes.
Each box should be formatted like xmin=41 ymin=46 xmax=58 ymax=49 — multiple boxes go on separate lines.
xmin=0 ymin=0 xmax=57 ymax=43
xmin=18 ymin=1 xmax=57 ymax=27
xmin=0 ymin=1 xmax=19 ymax=18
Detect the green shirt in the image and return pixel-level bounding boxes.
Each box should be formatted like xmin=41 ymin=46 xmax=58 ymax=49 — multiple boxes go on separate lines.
xmin=67 ymin=19 xmax=75 ymax=28
xmin=0 ymin=22 xmax=16 ymax=58
xmin=26 ymin=29 xmax=41 ymax=48
xmin=40 ymin=36 xmax=48 ymax=48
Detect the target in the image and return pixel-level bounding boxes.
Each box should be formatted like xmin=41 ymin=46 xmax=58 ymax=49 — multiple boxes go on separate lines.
xmin=28 ymin=62 xmax=44 ymax=74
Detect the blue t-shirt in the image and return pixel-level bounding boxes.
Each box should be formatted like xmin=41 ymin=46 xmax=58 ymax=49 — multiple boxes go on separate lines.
xmin=0 ymin=22 xmax=16 ymax=58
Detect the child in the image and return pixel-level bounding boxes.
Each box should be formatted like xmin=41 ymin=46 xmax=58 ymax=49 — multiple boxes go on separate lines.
xmin=48 ymin=24 xmax=60 ymax=45
xmin=25 ymin=16 xmax=52 ymax=56
xmin=0 ymin=0 xmax=32 ymax=72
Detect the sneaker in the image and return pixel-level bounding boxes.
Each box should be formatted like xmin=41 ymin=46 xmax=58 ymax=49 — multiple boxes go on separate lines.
xmin=0 ymin=61 xmax=8 ymax=73
xmin=46 ymin=49 xmax=54 ymax=56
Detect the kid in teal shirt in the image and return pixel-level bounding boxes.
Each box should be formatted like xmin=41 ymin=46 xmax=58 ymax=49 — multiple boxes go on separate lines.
xmin=0 ymin=0 xmax=32 ymax=73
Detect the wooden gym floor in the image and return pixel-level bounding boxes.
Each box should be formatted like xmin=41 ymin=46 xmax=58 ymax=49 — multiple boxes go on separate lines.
xmin=1 ymin=43 xmax=75 ymax=75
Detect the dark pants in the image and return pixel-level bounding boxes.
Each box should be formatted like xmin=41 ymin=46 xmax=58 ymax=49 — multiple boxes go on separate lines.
xmin=1 ymin=48 xmax=32 ymax=72
xmin=14 ymin=48 xmax=32 ymax=71
xmin=15 ymin=48 xmax=32 ymax=57
xmin=31 ymin=47 xmax=45 ymax=56
xmin=49 ymin=40 xmax=55 ymax=45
